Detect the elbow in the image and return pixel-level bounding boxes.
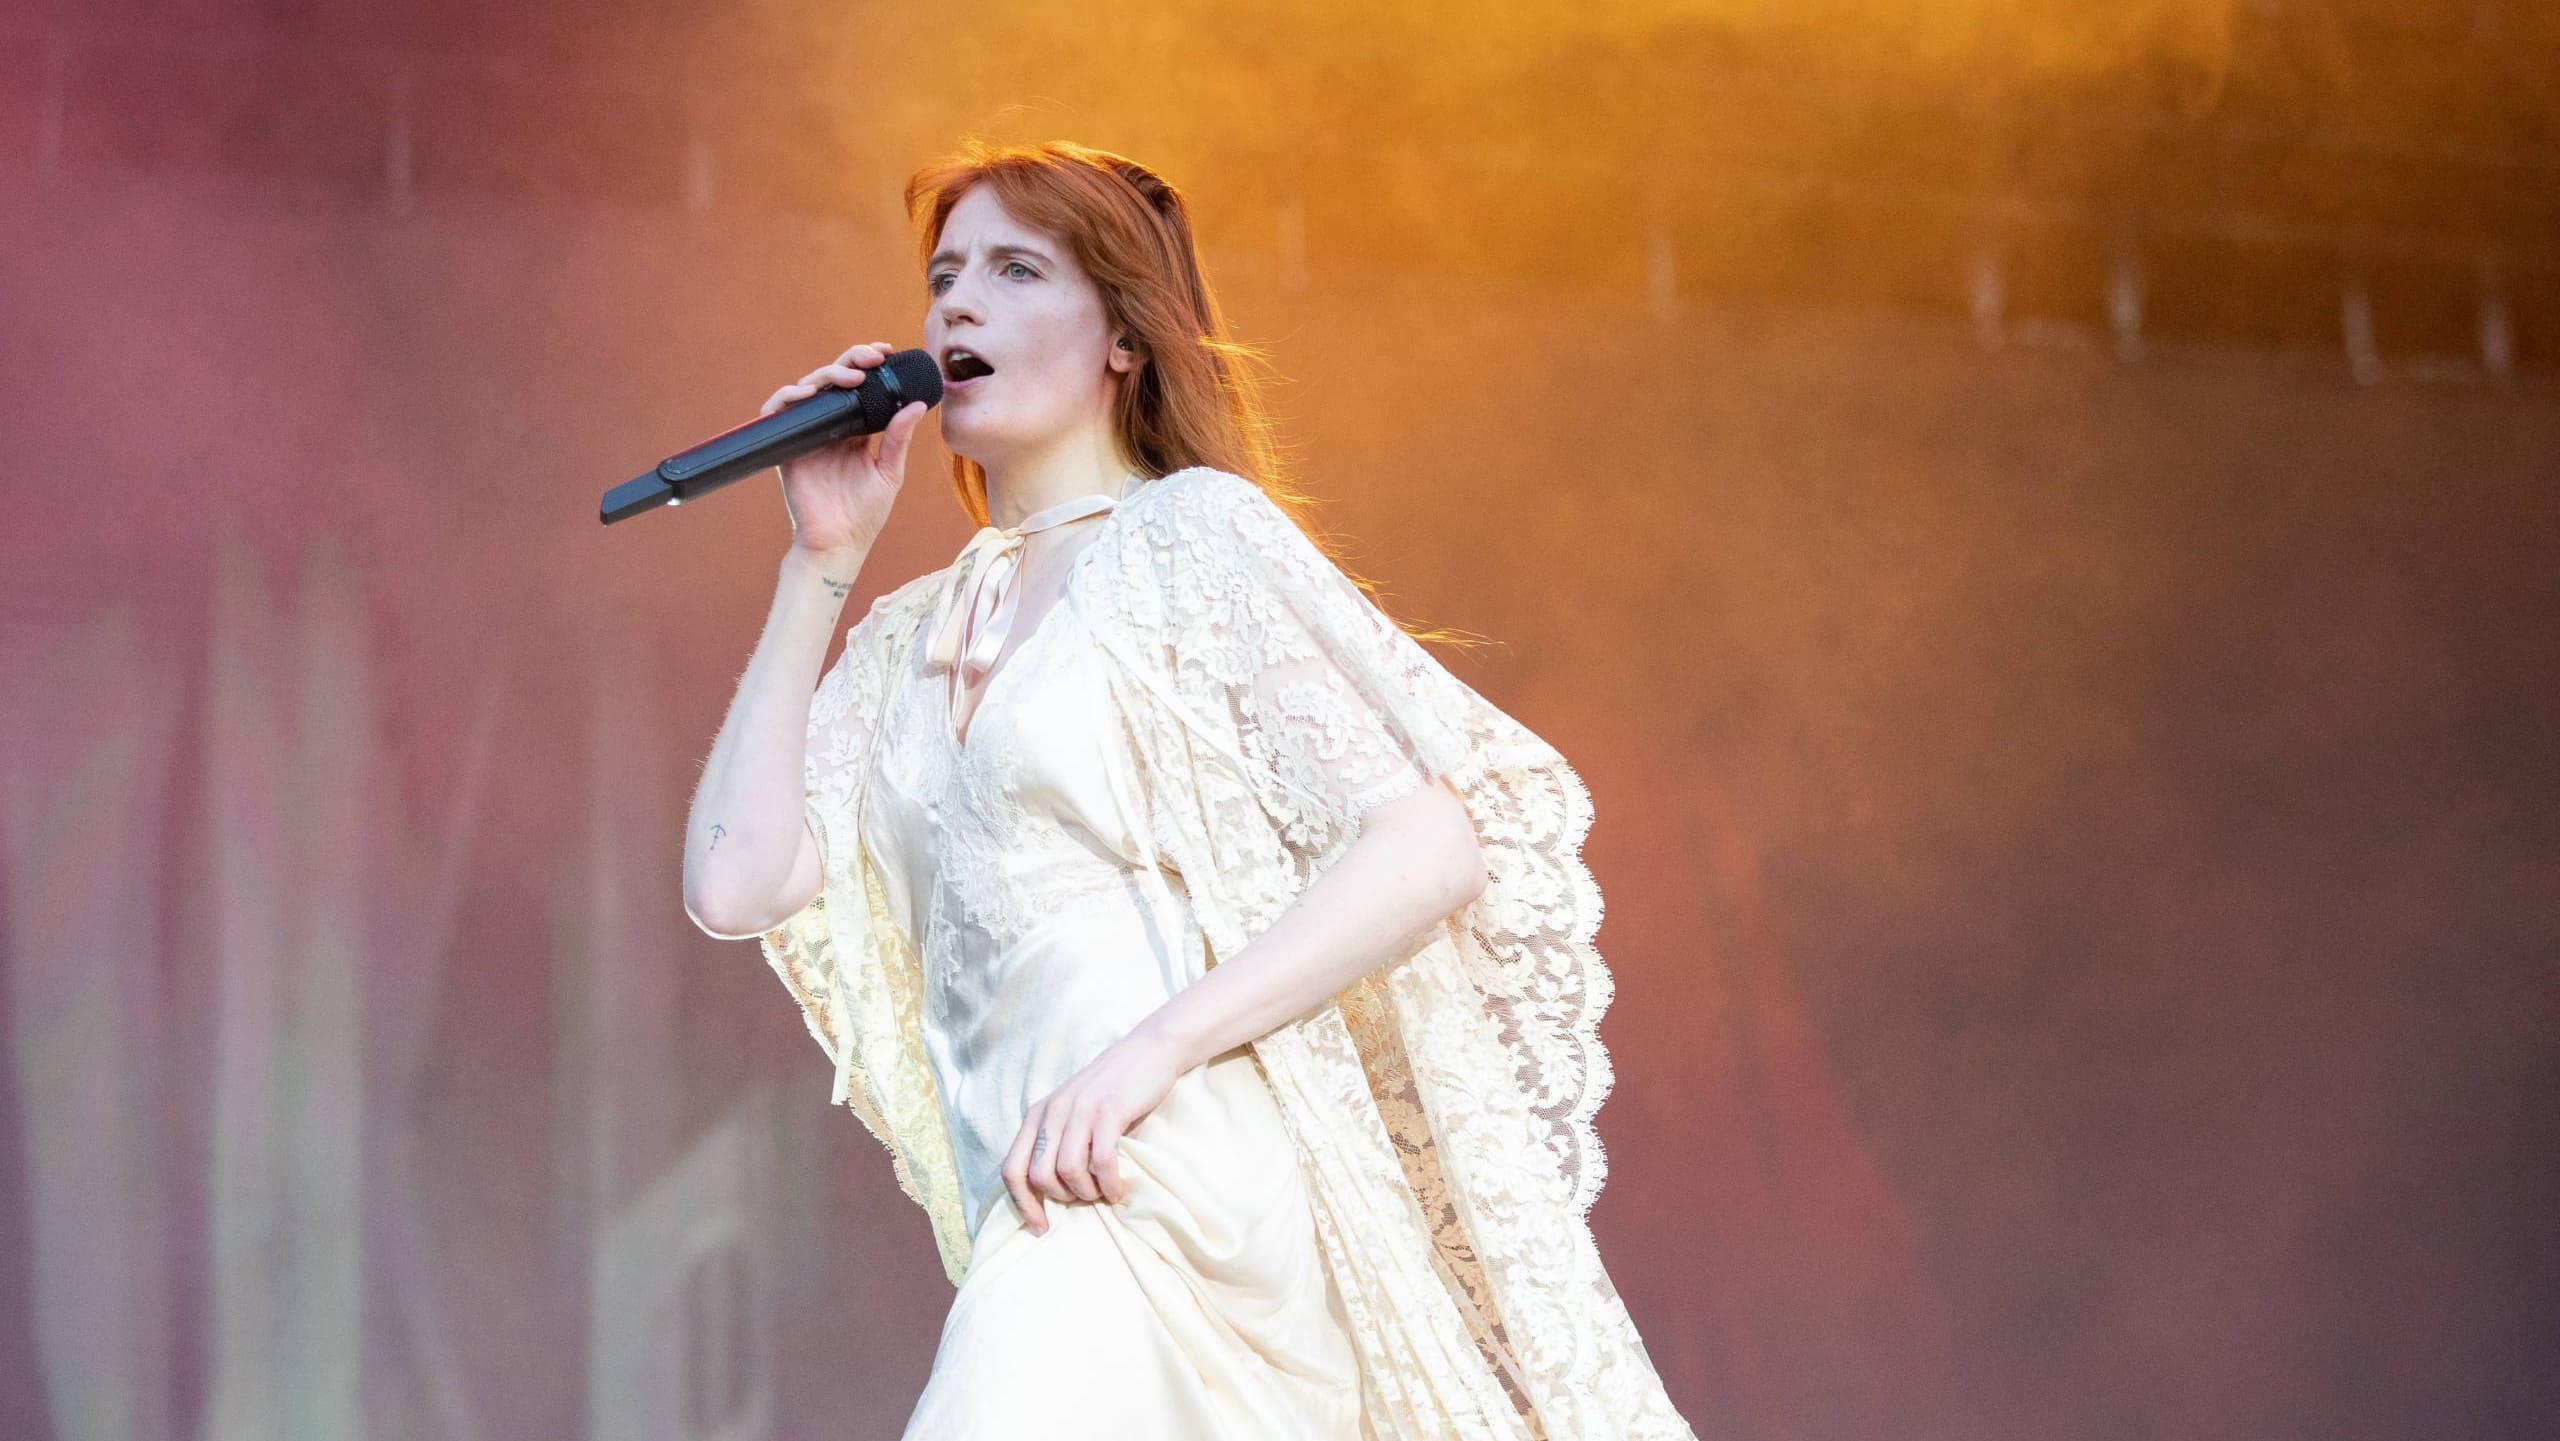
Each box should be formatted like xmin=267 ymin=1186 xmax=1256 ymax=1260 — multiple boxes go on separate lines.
xmin=683 ymin=888 xmax=760 ymax=942
xmin=1443 ymin=827 xmax=1489 ymax=912
xmin=1422 ymin=777 xmax=1488 ymax=913
xmin=684 ymin=881 xmax=791 ymax=942
xmin=685 ymin=824 xmax=823 ymax=940
xmin=1349 ymin=775 xmax=1486 ymax=918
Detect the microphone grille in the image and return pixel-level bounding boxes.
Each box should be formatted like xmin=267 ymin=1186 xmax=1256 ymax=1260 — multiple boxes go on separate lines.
xmin=863 ymin=348 xmax=944 ymax=428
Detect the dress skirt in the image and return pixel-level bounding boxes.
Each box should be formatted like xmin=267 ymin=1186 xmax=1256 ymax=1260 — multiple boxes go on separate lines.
xmin=859 ymin=598 xmax=1367 ymax=1438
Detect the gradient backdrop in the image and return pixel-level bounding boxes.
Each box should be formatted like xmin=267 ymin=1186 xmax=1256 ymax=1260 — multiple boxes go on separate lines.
xmin=3 ymin=3 xmax=2556 ymax=1440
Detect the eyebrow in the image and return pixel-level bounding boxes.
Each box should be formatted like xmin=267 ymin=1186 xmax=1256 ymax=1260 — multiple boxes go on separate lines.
xmin=926 ymin=242 xmax=1056 ymax=273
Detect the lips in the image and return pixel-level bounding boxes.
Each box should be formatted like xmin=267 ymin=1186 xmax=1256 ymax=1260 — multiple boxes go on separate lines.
xmin=940 ymin=347 xmax=996 ymax=390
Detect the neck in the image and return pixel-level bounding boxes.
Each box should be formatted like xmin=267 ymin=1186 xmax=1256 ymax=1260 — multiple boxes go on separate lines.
xmin=980 ymin=419 xmax=1142 ymax=529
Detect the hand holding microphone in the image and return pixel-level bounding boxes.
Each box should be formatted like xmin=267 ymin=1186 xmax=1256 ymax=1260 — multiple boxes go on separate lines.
xmin=766 ymin=341 xmax=933 ymax=559
xmin=598 ymin=341 xmax=943 ymax=531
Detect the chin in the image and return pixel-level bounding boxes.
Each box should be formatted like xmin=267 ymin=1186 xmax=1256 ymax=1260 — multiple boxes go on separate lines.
xmin=941 ymin=422 xmax=1004 ymax=468
xmin=944 ymin=410 xmax=1062 ymax=470
xmin=948 ymin=435 xmax=1038 ymax=476
xmin=938 ymin=412 xmax=992 ymax=461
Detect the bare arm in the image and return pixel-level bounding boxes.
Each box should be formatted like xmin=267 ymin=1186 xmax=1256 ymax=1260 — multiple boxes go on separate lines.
xmin=1001 ymin=775 xmax=1487 ymax=1229
xmin=681 ymin=543 xmax=871 ymax=940
xmin=1137 ymin=775 xmax=1486 ymax=1069
xmin=679 ymin=337 xmax=927 ymax=939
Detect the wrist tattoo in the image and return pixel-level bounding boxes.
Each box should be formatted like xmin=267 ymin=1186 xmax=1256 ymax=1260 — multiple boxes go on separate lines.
xmin=818 ymin=574 xmax=853 ymax=600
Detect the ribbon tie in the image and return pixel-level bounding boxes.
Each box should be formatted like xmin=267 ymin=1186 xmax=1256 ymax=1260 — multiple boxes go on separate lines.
xmin=927 ymin=489 xmax=1123 ymax=728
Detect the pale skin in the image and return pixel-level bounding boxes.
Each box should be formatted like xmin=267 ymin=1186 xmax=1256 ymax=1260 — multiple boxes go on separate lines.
xmin=681 ymin=183 xmax=1486 ymax=1237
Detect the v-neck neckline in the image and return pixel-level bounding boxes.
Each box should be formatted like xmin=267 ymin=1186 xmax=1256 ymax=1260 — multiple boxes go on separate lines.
xmin=937 ymin=507 xmax=1121 ymax=755
xmin=920 ymin=467 xmax=1201 ymax=756
xmin=942 ymin=590 xmax=1073 ymax=756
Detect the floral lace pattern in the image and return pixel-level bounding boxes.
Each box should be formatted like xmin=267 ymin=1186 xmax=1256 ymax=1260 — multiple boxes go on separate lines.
xmin=758 ymin=467 xmax=1694 ymax=1437
xmin=1067 ymin=468 xmax=1688 ymax=1439
xmin=875 ymin=609 xmax=1142 ymax=965
xmin=765 ymin=566 xmax=978 ymax=1283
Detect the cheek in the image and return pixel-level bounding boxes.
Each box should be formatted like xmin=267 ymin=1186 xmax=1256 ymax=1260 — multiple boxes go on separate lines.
xmin=1018 ymin=341 xmax=1105 ymax=410
xmin=1027 ymin=302 xmax=1111 ymax=375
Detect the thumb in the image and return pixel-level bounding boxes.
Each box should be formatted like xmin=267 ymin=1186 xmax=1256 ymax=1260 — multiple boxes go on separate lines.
xmin=878 ymin=401 xmax=927 ymax=477
xmin=901 ymin=399 xmax=942 ymax=468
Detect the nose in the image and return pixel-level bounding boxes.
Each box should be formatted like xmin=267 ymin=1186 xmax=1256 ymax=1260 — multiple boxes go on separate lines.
xmin=934 ymin=269 xmax=987 ymax=329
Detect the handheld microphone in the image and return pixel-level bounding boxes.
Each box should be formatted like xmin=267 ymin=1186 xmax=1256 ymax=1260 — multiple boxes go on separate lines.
xmin=600 ymin=348 xmax=944 ymax=524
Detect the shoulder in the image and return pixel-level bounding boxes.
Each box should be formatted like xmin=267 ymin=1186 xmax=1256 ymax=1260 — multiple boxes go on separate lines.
xmin=1121 ymin=466 xmax=1305 ymax=553
xmin=1122 ymin=464 xmax=1261 ymax=519
xmin=1105 ymin=467 xmax=1366 ymax=625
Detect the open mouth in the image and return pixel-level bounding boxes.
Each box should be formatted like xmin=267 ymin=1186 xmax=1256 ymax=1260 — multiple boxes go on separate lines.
xmin=943 ymin=349 xmax=996 ymax=384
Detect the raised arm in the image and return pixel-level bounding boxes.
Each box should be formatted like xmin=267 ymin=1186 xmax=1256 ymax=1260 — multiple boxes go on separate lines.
xmin=682 ymin=543 xmax=873 ymax=939
xmin=681 ymin=338 xmax=927 ymax=939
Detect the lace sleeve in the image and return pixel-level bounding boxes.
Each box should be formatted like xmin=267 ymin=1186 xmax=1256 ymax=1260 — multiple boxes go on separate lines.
xmin=1086 ymin=470 xmax=1694 ymax=1434
xmin=1176 ymin=474 xmax=1441 ymax=865
xmin=756 ymin=567 xmax=979 ymax=1286
xmin=798 ymin=592 xmax=895 ymax=888
xmin=1149 ymin=469 xmax=1615 ymax=1214
xmin=760 ymin=582 xmax=911 ymax=1079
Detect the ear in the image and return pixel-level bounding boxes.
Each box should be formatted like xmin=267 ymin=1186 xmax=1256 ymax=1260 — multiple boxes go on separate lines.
xmin=1107 ymin=332 xmax=1139 ymax=375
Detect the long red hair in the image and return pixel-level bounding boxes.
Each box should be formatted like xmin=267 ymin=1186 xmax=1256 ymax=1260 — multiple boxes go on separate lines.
xmin=903 ymin=139 xmax=1478 ymax=648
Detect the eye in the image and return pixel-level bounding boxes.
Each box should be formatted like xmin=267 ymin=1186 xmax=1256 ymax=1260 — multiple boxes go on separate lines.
xmin=927 ymin=259 xmax=1034 ymax=295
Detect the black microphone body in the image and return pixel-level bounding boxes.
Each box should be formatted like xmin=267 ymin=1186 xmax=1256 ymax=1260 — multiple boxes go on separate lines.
xmin=600 ymin=348 xmax=944 ymax=524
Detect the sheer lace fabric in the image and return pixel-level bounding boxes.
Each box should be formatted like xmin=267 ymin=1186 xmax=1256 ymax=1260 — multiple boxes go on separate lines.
xmin=872 ymin=568 xmax=1368 ymax=1435
xmin=759 ymin=467 xmax=1696 ymax=1439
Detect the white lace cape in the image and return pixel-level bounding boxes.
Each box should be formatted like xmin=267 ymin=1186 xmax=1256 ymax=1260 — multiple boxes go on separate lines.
xmin=757 ymin=466 xmax=1694 ymax=1439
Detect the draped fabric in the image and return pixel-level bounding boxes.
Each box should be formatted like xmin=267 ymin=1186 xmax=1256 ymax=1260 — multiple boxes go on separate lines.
xmin=757 ymin=466 xmax=1696 ymax=1439
xmin=924 ymin=487 xmax=1121 ymax=728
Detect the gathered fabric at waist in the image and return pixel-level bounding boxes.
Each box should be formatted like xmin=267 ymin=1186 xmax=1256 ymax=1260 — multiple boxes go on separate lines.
xmin=922 ymin=860 xmax=1209 ymax=1234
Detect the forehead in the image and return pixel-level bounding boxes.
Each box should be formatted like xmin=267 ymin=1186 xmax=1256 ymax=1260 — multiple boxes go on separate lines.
xmin=931 ymin=185 xmax=1064 ymax=263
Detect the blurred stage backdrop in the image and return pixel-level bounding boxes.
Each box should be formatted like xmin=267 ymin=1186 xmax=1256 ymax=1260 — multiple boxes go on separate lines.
xmin=3 ymin=3 xmax=2555 ymax=1439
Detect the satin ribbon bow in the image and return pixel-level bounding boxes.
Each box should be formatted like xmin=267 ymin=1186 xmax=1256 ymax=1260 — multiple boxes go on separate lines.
xmin=926 ymin=489 xmax=1123 ymax=724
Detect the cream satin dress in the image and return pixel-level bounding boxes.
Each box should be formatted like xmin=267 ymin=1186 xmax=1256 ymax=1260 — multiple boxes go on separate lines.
xmin=857 ymin=493 xmax=1367 ymax=1438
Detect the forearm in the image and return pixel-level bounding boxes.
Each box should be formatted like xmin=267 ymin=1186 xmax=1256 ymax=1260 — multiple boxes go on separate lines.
xmin=682 ymin=543 xmax=869 ymax=934
xmin=1134 ymin=778 xmax=1488 ymax=1071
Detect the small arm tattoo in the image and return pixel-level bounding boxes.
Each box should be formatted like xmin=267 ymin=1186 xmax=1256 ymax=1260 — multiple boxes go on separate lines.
xmin=708 ymin=822 xmax=726 ymax=854
xmin=817 ymin=574 xmax=853 ymax=600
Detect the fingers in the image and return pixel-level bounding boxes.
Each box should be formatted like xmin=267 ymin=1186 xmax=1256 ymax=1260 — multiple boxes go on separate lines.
xmin=1091 ymin=1123 xmax=1128 ymax=1204
xmin=1054 ymin=1104 xmax=1103 ymax=1204
xmin=794 ymin=362 xmax=870 ymax=392
xmin=764 ymin=346 xmax=899 ymax=417
xmin=1026 ymin=1107 xmax=1068 ymax=1207
xmin=761 ymin=373 xmax=850 ymax=417
xmin=1004 ymin=1088 xmax=1137 ymax=1233
xmin=1002 ymin=1104 xmax=1049 ymax=1236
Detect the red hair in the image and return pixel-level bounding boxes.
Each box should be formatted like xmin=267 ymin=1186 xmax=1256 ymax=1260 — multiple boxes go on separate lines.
xmin=903 ymin=138 xmax=1480 ymax=648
